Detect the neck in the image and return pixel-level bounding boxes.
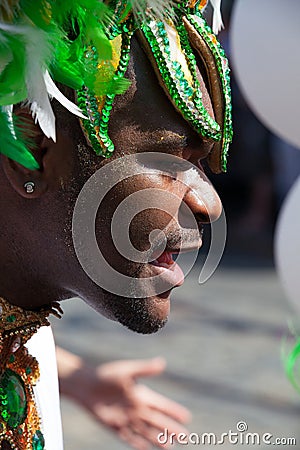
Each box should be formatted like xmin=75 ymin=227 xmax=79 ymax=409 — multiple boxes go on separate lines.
xmin=0 ymin=270 xmax=70 ymax=309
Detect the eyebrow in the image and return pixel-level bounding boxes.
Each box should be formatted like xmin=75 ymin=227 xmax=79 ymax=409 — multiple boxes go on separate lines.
xmin=137 ymin=130 xmax=188 ymax=153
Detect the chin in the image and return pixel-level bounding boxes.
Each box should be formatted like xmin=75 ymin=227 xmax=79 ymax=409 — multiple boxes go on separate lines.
xmin=97 ymin=289 xmax=172 ymax=334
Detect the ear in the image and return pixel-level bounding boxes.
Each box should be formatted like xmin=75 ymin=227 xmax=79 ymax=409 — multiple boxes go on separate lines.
xmin=1 ymin=108 xmax=74 ymax=199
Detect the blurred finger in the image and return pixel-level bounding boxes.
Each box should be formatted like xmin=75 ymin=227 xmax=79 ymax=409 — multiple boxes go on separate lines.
xmin=118 ymin=427 xmax=151 ymax=450
xmin=97 ymin=358 xmax=166 ymax=381
xmin=118 ymin=358 xmax=167 ymax=379
xmin=135 ymin=385 xmax=191 ymax=423
xmin=138 ymin=409 xmax=189 ymax=438
xmin=131 ymin=420 xmax=171 ymax=449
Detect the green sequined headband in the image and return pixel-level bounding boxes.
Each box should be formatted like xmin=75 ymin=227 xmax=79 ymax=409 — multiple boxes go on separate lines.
xmin=0 ymin=0 xmax=232 ymax=173
xmin=77 ymin=1 xmax=232 ymax=173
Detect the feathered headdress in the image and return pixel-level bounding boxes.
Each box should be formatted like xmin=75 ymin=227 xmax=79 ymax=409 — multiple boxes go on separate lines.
xmin=0 ymin=0 xmax=232 ymax=173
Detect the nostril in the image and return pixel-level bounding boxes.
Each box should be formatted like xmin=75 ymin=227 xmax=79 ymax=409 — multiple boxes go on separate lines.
xmin=178 ymin=201 xmax=210 ymax=228
xmin=194 ymin=211 xmax=210 ymax=224
xmin=183 ymin=188 xmax=222 ymax=223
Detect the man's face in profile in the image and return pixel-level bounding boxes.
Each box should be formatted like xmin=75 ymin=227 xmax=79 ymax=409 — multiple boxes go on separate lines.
xmin=0 ymin=37 xmax=222 ymax=335
xmin=71 ymin=37 xmax=222 ymax=333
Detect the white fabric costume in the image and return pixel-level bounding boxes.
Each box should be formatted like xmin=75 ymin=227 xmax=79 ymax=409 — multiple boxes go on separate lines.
xmin=26 ymin=327 xmax=64 ymax=450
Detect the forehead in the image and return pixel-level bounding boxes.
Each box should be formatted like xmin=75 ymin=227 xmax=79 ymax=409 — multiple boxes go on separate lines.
xmin=109 ymin=36 xmax=214 ymax=152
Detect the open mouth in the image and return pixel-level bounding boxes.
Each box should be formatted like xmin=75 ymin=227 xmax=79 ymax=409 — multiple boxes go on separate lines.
xmin=146 ymin=229 xmax=203 ymax=294
xmin=149 ymin=251 xmax=184 ymax=288
xmin=150 ymin=251 xmax=176 ymax=268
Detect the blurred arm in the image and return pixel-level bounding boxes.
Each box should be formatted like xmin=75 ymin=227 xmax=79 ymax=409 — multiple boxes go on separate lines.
xmin=56 ymin=346 xmax=191 ymax=450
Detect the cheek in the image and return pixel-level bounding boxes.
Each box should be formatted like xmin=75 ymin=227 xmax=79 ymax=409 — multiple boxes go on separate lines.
xmin=124 ymin=175 xmax=185 ymax=250
xmin=129 ymin=209 xmax=175 ymax=250
xmin=95 ymin=173 xmax=185 ymax=255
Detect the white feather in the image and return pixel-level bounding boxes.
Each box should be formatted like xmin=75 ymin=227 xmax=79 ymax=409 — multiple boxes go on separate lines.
xmin=129 ymin=0 xmax=175 ymax=22
xmin=24 ymin=32 xmax=56 ymax=141
xmin=0 ymin=23 xmax=86 ymax=138
xmin=2 ymin=104 xmax=16 ymax=139
xmin=209 ymin=0 xmax=224 ymax=34
xmin=0 ymin=23 xmax=56 ymax=141
xmin=2 ymin=104 xmax=13 ymax=114
xmin=44 ymin=71 xmax=87 ymax=120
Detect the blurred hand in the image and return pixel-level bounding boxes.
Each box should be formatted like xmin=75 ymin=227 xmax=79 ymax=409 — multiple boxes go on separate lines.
xmin=57 ymin=347 xmax=191 ymax=450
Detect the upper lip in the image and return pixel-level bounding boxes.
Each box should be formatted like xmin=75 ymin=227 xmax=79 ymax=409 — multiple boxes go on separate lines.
xmin=147 ymin=220 xmax=204 ymax=262
xmin=165 ymin=243 xmax=202 ymax=253
xmin=149 ymin=237 xmax=203 ymax=262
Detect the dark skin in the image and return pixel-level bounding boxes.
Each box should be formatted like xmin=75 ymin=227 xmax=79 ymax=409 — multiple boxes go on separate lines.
xmin=0 ymin=36 xmax=223 ymax=450
xmin=0 ymin=37 xmax=221 ymax=335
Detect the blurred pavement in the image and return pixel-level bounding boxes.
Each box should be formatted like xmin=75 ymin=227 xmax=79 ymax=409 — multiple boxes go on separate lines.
xmin=52 ymin=252 xmax=300 ymax=450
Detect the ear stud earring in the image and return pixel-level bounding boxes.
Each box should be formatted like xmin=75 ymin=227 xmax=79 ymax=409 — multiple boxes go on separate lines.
xmin=24 ymin=181 xmax=35 ymax=194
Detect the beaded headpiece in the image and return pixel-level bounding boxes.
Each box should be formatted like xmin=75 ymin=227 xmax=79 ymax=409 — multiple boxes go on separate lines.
xmin=0 ymin=0 xmax=232 ymax=174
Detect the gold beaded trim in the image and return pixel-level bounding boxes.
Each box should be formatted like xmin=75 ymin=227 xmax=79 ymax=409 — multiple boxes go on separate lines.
xmin=0 ymin=297 xmax=63 ymax=449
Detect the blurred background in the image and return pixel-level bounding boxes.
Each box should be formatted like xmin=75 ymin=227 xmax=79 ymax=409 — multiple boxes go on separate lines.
xmin=52 ymin=1 xmax=300 ymax=448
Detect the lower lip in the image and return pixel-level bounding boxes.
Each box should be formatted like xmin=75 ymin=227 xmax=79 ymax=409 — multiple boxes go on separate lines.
xmin=149 ymin=252 xmax=184 ymax=288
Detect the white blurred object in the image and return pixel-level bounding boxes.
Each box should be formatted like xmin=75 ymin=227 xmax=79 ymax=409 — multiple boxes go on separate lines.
xmin=26 ymin=327 xmax=64 ymax=450
xmin=209 ymin=0 xmax=224 ymax=34
xmin=231 ymin=0 xmax=300 ymax=149
xmin=275 ymin=175 xmax=300 ymax=313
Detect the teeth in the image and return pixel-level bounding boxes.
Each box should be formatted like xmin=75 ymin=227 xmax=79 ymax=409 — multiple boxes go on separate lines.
xmin=157 ymin=251 xmax=173 ymax=264
xmin=151 ymin=257 xmax=174 ymax=268
xmin=158 ymin=261 xmax=174 ymax=269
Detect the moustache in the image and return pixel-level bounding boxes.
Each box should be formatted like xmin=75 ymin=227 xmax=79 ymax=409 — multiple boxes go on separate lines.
xmin=148 ymin=223 xmax=204 ymax=262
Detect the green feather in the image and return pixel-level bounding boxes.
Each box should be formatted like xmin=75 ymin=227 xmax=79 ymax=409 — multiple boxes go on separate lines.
xmin=0 ymin=110 xmax=39 ymax=170
xmin=50 ymin=65 xmax=83 ymax=91
xmin=85 ymin=16 xmax=112 ymax=61
xmin=51 ymin=0 xmax=111 ymax=28
xmin=18 ymin=0 xmax=113 ymax=89
xmin=94 ymin=75 xmax=130 ymax=96
xmin=285 ymin=338 xmax=300 ymax=392
xmin=19 ymin=0 xmax=52 ymax=30
xmin=50 ymin=39 xmax=85 ymax=90
xmin=0 ymin=34 xmax=27 ymax=104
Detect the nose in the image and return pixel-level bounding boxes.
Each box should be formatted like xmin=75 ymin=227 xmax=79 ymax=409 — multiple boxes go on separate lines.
xmin=181 ymin=166 xmax=222 ymax=223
